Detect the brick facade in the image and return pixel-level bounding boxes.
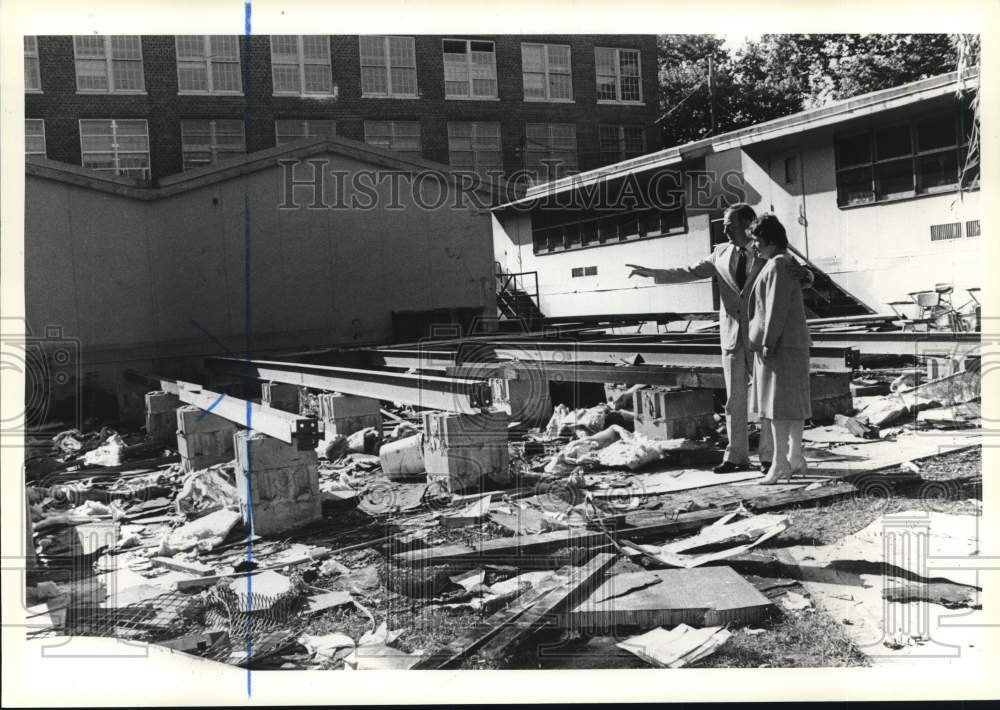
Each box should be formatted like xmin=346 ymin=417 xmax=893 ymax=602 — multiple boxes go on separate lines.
xmin=26 ymin=34 xmax=660 ymax=181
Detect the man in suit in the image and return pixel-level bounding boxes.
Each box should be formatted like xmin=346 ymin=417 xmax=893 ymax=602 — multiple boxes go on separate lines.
xmin=627 ymin=203 xmax=814 ymax=473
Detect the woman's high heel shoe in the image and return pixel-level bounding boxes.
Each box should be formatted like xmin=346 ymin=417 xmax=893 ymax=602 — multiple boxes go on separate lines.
xmin=789 ymin=457 xmax=808 ymax=479
xmin=759 ymin=466 xmax=794 ymax=485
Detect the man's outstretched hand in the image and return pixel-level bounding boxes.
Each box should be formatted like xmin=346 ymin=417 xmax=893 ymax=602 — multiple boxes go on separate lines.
xmin=627 ymin=264 xmax=658 ymax=279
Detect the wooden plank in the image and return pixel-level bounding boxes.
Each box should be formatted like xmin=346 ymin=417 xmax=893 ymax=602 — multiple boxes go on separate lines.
xmin=410 ymin=571 xmax=561 ymax=669
xmin=473 ymin=553 xmax=617 ymax=664
xmin=395 ymin=482 xmax=861 ymax=569
xmin=150 ymin=556 xmax=217 ymax=577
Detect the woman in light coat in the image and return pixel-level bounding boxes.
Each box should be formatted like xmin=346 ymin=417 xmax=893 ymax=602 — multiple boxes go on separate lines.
xmin=747 ymin=214 xmax=812 ymax=484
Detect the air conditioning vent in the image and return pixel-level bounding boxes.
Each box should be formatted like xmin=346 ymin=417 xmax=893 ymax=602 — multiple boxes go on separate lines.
xmin=930 ymin=222 xmax=962 ymax=241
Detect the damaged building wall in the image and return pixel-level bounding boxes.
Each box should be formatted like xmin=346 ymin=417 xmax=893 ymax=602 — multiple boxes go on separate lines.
xmin=25 ymin=146 xmax=496 ymax=417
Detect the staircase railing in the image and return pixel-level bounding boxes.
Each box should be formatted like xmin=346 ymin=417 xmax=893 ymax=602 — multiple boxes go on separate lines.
xmin=494 ymin=263 xmax=541 ymax=321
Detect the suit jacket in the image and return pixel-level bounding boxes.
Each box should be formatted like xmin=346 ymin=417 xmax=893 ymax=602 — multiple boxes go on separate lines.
xmin=654 ymin=242 xmax=766 ymax=352
xmin=748 ymin=253 xmax=814 ymax=353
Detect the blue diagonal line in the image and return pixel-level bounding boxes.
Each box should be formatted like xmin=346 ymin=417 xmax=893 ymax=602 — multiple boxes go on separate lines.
xmin=195 ymin=393 xmax=225 ymax=421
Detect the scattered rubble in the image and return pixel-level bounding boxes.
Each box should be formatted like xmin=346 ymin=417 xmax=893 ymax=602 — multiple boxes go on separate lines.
xmin=21 ymin=351 xmax=982 ymax=670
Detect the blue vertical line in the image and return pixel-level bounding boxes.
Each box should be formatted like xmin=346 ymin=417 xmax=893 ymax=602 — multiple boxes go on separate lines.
xmin=242 ymin=0 xmax=253 ymax=699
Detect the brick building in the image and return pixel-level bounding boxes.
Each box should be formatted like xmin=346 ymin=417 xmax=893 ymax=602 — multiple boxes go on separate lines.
xmin=24 ymin=34 xmax=660 ymax=183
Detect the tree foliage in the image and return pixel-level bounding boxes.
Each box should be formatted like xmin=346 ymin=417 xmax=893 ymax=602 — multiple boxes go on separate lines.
xmin=657 ymin=34 xmax=962 ymax=148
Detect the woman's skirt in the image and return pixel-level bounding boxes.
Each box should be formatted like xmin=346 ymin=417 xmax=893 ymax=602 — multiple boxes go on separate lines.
xmin=752 ymin=347 xmax=812 ymax=420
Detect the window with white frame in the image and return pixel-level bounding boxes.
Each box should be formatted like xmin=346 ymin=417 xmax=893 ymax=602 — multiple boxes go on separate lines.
xmin=25 ymin=119 xmax=46 ymax=156
xmin=595 ymin=47 xmax=642 ymax=103
xmin=599 ymin=125 xmax=645 ymax=164
xmin=442 ymin=39 xmax=497 ymax=99
xmin=521 ymin=43 xmax=572 ymax=102
xmin=448 ymin=122 xmax=502 ymax=177
xmin=25 ymin=36 xmax=41 ymax=92
xmin=364 ymin=121 xmax=422 ymax=158
xmin=275 ymin=119 xmax=336 ymax=145
xmin=525 ymin=123 xmax=578 ymax=182
xmin=180 ymin=119 xmax=246 ymax=170
xmin=175 ymin=36 xmax=242 ymax=94
xmin=360 ymin=36 xmax=418 ymax=97
xmin=270 ymin=36 xmax=333 ymax=96
xmin=73 ymin=35 xmax=144 ymax=93
xmin=79 ymin=119 xmax=150 ymax=178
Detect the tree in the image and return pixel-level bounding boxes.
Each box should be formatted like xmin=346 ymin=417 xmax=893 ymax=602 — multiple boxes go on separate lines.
xmin=655 ymin=35 xmax=731 ymax=147
xmin=656 ymin=34 xmax=963 ymax=149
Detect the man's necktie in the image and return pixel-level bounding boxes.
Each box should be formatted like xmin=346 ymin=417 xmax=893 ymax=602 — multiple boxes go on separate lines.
xmin=735 ymin=248 xmax=747 ymax=290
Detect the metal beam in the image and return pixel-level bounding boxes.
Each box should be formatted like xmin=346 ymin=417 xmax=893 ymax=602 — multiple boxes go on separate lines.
xmin=205 ymin=357 xmax=491 ymax=413
xmin=172 ymin=380 xmax=321 ymax=449
xmin=447 ymin=361 xmax=729 ymax=388
xmin=489 ymin=341 xmax=856 ymax=370
xmin=644 ymin=331 xmax=981 ymax=357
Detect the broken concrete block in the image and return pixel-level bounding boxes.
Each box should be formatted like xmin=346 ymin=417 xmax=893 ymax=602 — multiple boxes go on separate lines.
xmin=809 ymin=371 xmax=853 ymax=421
xmin=176 ymin=405 xmax=237 ymax=472
xmin=422 ymin=410 xmax=509 ymax=492
xmin=569 ymin=566 xmax=772 ymax=631
xmin=317 ymin=393 xmax=381 ymax=438
xmin=490 ymin=377 xmax=553 ymax=425
xmin=145 ymin=391 xmax=181 ymax=444
xmin=633 ymin=387 xmax=714 ymax=440
xmin=233 ymin=430 xmax=321 ymax=536
xmin=262 ymin=382 xmax=300 ymax=413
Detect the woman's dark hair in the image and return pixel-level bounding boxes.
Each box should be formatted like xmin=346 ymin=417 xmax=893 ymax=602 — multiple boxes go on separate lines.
xmin=751 ymin=213 xmax=789 ymax=251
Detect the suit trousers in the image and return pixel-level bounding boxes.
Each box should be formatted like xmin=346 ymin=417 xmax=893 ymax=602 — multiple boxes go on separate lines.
xmin=722 ymin=343 xmax=773 ymax=464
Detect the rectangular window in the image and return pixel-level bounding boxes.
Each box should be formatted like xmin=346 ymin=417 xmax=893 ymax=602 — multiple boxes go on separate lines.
xmin=595 ymin=47 xmax=642 ymax=103
xmin=532 ymin=203 xmax=685 ymax=255
xmin=599 ymin=125 xmax=645 ymax=164
xmin=181 ymin=119 xmax=246 ymax=170
xmin=443 ymin=39 xmax=497 ymax=99
xmin=360 ymin=36 xmax=418 ymax=97
xmin=79 ymin=119 xmax=150 ymax=178
xmin=25 ymin=119 xmax=46 ymax=156
xmin=447 ymin=121 xmax=502 ymax=177
xmin=521 ymin=43 xmax=572 ymax=101
xmin=275 ymin=119 xmax=336 ymax=145
xmin=25 ymin=36 xmax=41 ymax=92
xmin=176 ymin=36 xmax=242 ymax=94
xmin=525 ymin=123 xmax=578 ymax=182
xmin=835 ymin=109 xmax=973 ymax=207
xmin=270 ymin=35 xmax=332 ymax=96
xmin=73 ymin=35 xmax=144 ymax=93
xmin=364 ymin=121 xmax=422 ymax=158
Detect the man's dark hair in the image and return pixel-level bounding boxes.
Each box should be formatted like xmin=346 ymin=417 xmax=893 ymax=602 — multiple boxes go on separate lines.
xmin=751 ymin=213 xmax=789 ymax=251
xmin=725 ymin=203 xmax=756 ymax=224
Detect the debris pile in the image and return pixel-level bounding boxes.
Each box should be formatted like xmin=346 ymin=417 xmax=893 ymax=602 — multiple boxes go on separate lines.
xmin=21 ymin=355 xmax=982 ymax=670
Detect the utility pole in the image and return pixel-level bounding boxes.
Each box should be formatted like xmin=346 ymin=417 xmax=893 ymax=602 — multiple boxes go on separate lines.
xmin=708 ymin=55 xmax=717 ymax=136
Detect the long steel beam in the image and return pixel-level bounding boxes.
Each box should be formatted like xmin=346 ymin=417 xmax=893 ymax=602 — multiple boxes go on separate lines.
xmin=169 ymin=379 xmax=321 ymax=449
xmin=446 ymin=362 xmax=729 ymax=388
xmin=633 ymin=330 xmax=982 ymax=357
xmin=205 ymin=357 xmax=491 ymax=413
xmin=488 ymin=341 xmax=856 ymax=370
